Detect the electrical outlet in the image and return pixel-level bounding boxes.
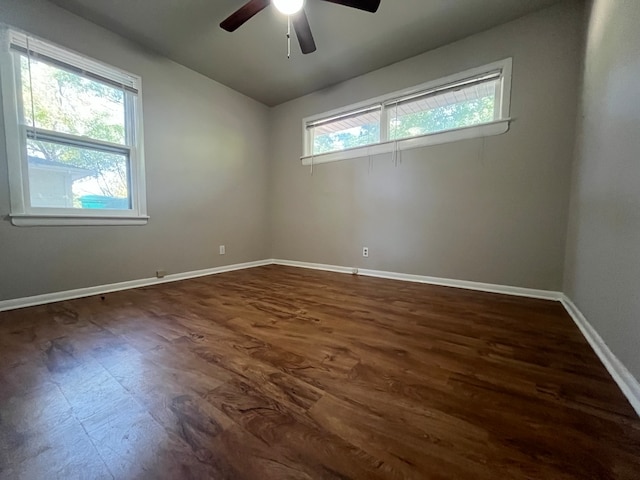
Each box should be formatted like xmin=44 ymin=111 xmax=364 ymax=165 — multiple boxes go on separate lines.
xmin=219 ymin=245 xmax=226 ymax=255
xmin=362 ymin=247 xmax=369 ymax=258
xmin=156 ymin=269 xmax=166 ymax=278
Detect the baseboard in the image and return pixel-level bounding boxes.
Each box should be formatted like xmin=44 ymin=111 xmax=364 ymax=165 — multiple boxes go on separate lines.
xmin=0 ymin=258 xmax=561 ymax=312
xmin=560 ymin=295 xmax=640 ymax=417
xmin=270 ymin=259 xmax=355 ymax=275
xmin=271 ymin=259 xmax=563 ymax=301
xmin=0 ymin=259 xmax=271 ymax=313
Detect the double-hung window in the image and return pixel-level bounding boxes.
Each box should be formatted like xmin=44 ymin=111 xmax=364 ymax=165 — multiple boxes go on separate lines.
xmin=0 ymin=27 xmax=147 ymax=226
xmin=303 ymin=58 xmax=512 ymax=165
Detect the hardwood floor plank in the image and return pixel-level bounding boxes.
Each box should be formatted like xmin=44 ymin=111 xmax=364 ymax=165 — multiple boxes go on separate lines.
xmin=308 ymin=393 xmax=497 ymax=480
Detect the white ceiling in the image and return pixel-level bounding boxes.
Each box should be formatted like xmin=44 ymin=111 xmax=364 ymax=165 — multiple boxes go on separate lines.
xmin=48 ymin=0 xmax=563 ymax=106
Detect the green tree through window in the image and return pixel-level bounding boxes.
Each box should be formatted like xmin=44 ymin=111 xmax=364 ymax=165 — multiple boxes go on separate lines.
xmin=389 ymin=96 xmax=495 ymax=141
xmin=313 ymin=122 xmax=380 ymax=155
xmin=21 ymin=55 xmax=129 ymax=201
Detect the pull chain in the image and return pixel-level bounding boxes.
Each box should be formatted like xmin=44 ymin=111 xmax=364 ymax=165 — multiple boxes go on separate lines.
xmin=392 ymin=101 xmax=399 ymax=166
xmin=287 ymin=16 xmax=291 ymax=59
xmin=26 ymin=36 xmax=37 ymax=139
xmin=395 ymin=101 xmax=400 ymax=166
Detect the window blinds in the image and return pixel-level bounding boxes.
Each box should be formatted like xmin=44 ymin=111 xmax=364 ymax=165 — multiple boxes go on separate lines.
xmin=6 ymin=28 xmax=139 ymax=94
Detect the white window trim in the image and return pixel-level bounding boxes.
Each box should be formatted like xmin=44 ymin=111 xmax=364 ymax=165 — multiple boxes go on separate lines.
xmin=0 ymin=26 xmax=148 ymax=226
xmin=301 ymin=58 xmax=512 ymax=166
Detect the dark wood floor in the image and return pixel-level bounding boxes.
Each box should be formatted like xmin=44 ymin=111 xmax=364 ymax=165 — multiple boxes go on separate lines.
xmin=1 ymin=265 xmax=639 ymax=479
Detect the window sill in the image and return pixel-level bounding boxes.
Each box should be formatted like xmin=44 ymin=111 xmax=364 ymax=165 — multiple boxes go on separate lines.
xmin=10 ymin=214 xmax=150 ymax=226
xmin=301 ymin=119 xmax=511 ymax=166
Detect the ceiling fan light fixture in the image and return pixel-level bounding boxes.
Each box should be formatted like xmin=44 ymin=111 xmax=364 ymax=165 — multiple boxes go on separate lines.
xmin=273 ymin=0 xmax=305 ymax=15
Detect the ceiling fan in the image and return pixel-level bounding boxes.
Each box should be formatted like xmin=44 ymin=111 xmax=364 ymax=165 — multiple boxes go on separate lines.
xmin=220 ymin=0 xmax=381 ymax=55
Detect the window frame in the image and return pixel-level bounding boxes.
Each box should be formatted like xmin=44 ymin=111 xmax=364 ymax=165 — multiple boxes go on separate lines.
xmin=0 ymin=26 xmax=148 ymax=226
xmin=302 ymin=58 xmax=512 ymax=166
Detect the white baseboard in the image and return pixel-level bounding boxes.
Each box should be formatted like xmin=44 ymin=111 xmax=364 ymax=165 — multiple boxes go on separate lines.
xmin=0 ymin=258 xmax=561 ymax=312
xmin=561 ymin=295 xmax=640 ymax=417
xmin=270 ymin=259 xmax=355 ymax=275
xmin=0 ymin=260 xmax=271 ymax=312
xmin=271 ymin=259 xmax=563 ymax=301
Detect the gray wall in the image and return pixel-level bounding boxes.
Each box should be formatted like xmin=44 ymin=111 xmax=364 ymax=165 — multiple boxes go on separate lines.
xmin=269 ymin=1 xmax=583 ymax=291
xmin=0 ymin=1 xmax=587 ymax=302
xmin=564 ymin=0 xmax=640 ymax=379
xmin=0 ymin=0 xmax=270 ymax=301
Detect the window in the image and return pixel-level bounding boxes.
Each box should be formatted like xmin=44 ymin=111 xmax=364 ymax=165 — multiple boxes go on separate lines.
xmin=0 ymin=27 xmax=147 ymax=225
xmin=312 ymin=106 xmax=381 ymax=155
xmin=303 ymin=59 xmax=512 ymax=165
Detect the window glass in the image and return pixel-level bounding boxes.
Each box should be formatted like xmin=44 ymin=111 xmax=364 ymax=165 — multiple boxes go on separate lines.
xmin=26 ymin=138 xmax=130 ymax=209
xmin=20 ymin=54 xmax=126 ymax=145
xmin=388 ymin=78 xmax=498 ymax=140
xmin=311 ymin=108 xmax=381 ymax=155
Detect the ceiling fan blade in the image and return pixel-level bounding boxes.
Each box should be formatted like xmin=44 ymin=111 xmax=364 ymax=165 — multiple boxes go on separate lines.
xmin=220 ymin=0 xmax=270 ymax=32
xmin=292 ymin=9 xmax=317 ymax=55
xmin=319 ymin=0 xmax=381 ymax=13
